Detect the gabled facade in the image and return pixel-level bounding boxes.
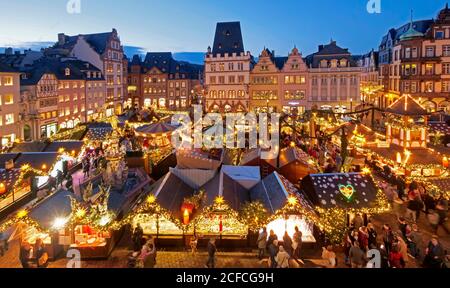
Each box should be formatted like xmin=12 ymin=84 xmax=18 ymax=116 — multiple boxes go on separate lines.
xmin=305 ymin=40 xmax=362 ymax=113
xmin=204 ymin=22 xmax=252 ymax=113
xmin=0 ymin=64 xmax=22 ymax=148
xmin=127 ymin=52 xmax=203 ymax=110
xmin=51 ymin=29 xmax=124 ymax=116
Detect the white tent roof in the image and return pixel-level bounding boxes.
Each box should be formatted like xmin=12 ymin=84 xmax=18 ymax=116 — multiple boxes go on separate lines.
xmin=222 ymin=165 xmax=261 ymax=190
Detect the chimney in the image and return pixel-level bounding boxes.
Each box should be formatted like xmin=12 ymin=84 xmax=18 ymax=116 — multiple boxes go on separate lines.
xmin=5 ymin=47 xmax=13 ymax=55
xmin=318 ymin=45 xmax=324 ymax=52
xmin=58 ymin=33 xmax=66 ymax=45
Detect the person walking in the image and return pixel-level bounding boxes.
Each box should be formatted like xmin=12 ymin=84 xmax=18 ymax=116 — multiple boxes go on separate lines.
xmin=367 ymin=223 xmax=378 ymax=249
xmin=132 ymin=224 xmax=144 ymax=252
xmin=256 ymin=228 xmax=268 ymax=260
xmin=35 ymin=238 xmax=49 ymax=268
xmin=435 ymin=196 xmax=449 ymax=234
xmin=382 ymin=224 xmax=394 ymax=254
xmin=406 ymin=224 xmax=423 ymax=259
xmin=389 ymin=245 xmax=404 ymax=268
xmin=423 ymin=236 xmax=445 ymax=268
xmin=267 ymin=230 xmax=278 ymax=247
xmin=275 ymin=246 xmax=290 ymax=268
xmin=349 ymin=242 xmax=366 ymax=268
xmin=268 ymin=240 xmax=279 ymax=268
xmin=282 ymin=232 xmax=293 ymax=257
xmin=206 ymin=238 xmax=217 ymax=268
xmin=292 ymin=226 xmax=303 ymax=260
xmin=19 ymin=241 xmax=32 ymax=268
xmin=352 ymin=214 xmax=364 ymax=230
xmin=358 ymin=226 xmax=369 ymax=252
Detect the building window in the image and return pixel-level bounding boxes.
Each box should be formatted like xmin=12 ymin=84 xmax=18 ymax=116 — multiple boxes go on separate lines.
xmin=210 ymin=64 xmax=216 ymax=72
xmin=404 ymin=48 xmax=411 ymax=59
xmin=3 ymin=76 xmax=13 ymax=86
xmin=443 ymin=63 xmax=450 ymax=75
xmin=238 ymin=76 xmax=245 ymax=84
xmin=425 ymin=64 xmax=434 ymax=75
xmin=3 ymin=94 xmax=13 ymax=104
xmin=435 ymin=30 xmax=445 ymax=39
xmin=411 ymin=82 xmax=417 ymax=93
xmin=443 ymin=46 xmax=450 ymax=57
xmin=425 ymin=81 xmax=434 ymax=93
xmin=229 ymin=76 xmax=235 ymax=84
xmin=411 ymin=47 xmax=418 ymax=58
xmin=218 ymin=76 xmax=225 ymax=84
xmin=442 ymin=81 xmax=450 ymax=92
xmin=5 ymin=114 xmax=14 ymax=125
xmin=219 ymin=63 xmax=225 ymax=71
xmin=425 ymin=46 xmax=435 ymax=57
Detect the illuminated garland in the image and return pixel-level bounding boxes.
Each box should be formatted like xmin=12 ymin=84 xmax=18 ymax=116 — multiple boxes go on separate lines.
xmin=238 ymin=201 xmax=269 ymax=232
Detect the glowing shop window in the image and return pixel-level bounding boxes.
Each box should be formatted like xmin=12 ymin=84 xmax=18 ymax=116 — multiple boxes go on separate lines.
xmin=265 ymin=215 xmax=315 ymax=243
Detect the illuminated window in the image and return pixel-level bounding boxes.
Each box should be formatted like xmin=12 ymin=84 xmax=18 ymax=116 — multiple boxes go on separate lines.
xmin=5 ymin=114 xmax=14 ymax=125
xmin=3 ymin=76 xmax=13 ymax=86
xmin=4 ymin=94 xmax=13 ymax=104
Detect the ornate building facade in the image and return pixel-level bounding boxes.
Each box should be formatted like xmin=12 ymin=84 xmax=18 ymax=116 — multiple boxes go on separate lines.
xmin=306 ymin=40 xmax=361 ymax=112
xmin=204 ymin=22 xmax=252 ymax=113
xmin=127 ymin=52 xmax=203 ymax=110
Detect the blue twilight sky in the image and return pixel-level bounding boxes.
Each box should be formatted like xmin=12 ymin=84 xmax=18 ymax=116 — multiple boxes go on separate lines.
xmin=0 ymin=0 xmax=448 ymax=57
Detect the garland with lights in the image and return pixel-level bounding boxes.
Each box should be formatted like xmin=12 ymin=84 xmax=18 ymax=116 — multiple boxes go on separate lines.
xmin=238 ymin=201 xmax=269 ymax=232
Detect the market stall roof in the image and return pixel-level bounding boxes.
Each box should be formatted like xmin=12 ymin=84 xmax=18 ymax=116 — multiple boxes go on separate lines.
xmin=170 ymin=167 xmax=216 ymax=190
xmin=135 ymin=122 xmax=179 ymax=136
xmin=14 ymin=152 xmax=59 ymax=171
xmin=385 ymin=94 xmax=428 ymax=116
xmin=200 ymin=171 xmax=250 ymax=211
xmin=0 ymin=153 xmax=19 ymax=169
xmin=250 ymin=172 xmax=316 ymax=215
xmin=85 ymin=128 xmax=112 ymax=141
xmin=44 ymin=141 xmax=84 ymax=155
xmin=266 ymin=147 xmax=316 ymax=169
xmin=369 ymin=144 xmax=442 ymax=166
xmin=176 ymin=149 xmax=223 ymax=170
xmin=301 ymin=173 xmax=380 ymax=209
xmin=428 ymin=122 xmax=450 ymax=135
xmin=10 ymin=142 xmax=47 ymax=153
xmin=222 ymin=165 xmax=261 ymax=190
xmin=28 ymin=190 xmax=80 ymax=231
xmin=153 ymin=172 xmax=195 ymax=219
xmin=0 ymin=168 xmax=21 ymax=190
xmin=240 ymin=148 xmax=261 ymax=166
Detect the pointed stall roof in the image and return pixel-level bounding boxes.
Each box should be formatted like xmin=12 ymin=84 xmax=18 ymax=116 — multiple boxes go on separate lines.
xmin=386 ymin=94 xmax=428 ymax=116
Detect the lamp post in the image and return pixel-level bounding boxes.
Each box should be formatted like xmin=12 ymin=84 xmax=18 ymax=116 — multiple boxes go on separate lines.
xmin=350 ymin=98 xmax=353 ymax=113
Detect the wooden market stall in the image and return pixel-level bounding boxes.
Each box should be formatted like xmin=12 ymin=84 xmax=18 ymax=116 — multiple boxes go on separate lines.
xmin=249 ymin=172 xmax=318 ymax=244
xmin=301 ymin=172 xmax=390 ymax=243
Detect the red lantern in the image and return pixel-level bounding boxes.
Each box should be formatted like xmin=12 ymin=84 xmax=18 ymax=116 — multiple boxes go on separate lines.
xmin=0 ymin=183 xmax=5 ymax=195
xmin=443 ymin=157 xmax=449 ymax=169
xmin=219 ymin=215 xmax=223 ymax=233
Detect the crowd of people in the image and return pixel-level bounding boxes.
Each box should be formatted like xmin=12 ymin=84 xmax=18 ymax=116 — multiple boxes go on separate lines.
xmin=256 ymin=227 xmax=304 ymax=268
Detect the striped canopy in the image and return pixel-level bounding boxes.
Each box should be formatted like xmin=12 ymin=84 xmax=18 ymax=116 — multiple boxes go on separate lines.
xmin=135 ymin=122 xmax=179 ymax=136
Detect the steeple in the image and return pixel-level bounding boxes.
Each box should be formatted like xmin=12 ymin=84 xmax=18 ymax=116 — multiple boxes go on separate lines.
xmin=400 ymin=9 xmax=424 ymax=41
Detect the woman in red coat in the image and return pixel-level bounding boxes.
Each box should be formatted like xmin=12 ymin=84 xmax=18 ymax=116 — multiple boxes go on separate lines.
xmin=389 ymin=246 xmax=404 ymax=268
xmin=358 ymin=226 xmax=369 ymax=252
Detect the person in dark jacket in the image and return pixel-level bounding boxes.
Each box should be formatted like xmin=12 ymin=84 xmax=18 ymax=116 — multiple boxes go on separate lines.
xmin=256 ymin=228 xmax=268 ymax=260
xmin=282 ymin=232 xmax=293 ymax=257
xmin=206 ymin=238 xmax=217 ymax=268
xmin=35 ymin=238 xmax=48 ymax=268
xmin=132 ymin=224 xmax=144 ymax=252
xmin=423 ymin=236 xmax=446 ymax=268
xmin=382 ymin=224 xmax=394 ymax=254
xmin=367 ymin=223 xmax=378 ymax=249
xmin=268 ymin=240 xmax=279 ymax=268
xmin=267 ymin=230 xmax=278 ymax=247
xmin=19 ymin=241 xmax=32 ymax=268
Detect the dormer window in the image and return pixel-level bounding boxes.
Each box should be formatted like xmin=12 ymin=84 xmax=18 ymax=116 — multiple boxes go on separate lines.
xmin=225 ymin=30 xmax=231 ymax=36
xmin=234 ymin=42 xmax=239 ymax=49
xmin=435 ymin=30 xmax=444 ymax=39
xmin=65 ymin=68 xmax=70 ymax=76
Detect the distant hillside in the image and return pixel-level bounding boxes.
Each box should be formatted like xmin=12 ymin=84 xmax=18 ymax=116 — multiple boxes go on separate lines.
xmin=1 ymin=43 xmax=204 ymax=65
